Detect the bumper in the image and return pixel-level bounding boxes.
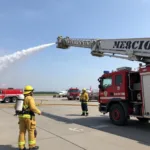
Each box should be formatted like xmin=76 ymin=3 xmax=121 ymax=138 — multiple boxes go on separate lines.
xmin=99 ymin=104 xmax=107 ymax=114
xmin=68 ymin=96 xmax=79 ymax=99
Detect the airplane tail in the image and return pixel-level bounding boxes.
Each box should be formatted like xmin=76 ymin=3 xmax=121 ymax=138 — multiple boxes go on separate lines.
xmin=90 ymin=86 xmax=92 ymax=92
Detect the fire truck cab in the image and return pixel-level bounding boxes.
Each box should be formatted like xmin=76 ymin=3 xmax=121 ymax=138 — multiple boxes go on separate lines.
xmin=67 ymin=88 xmax=80 ymax=100
xmin=98 ymin=66 xmax=150 ymax=125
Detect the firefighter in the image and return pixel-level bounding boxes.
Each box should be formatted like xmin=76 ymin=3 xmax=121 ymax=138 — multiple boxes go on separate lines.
xmin=80 ymin=88 xmax=89 ymax=116
xmin=18 ymin=85 xmax=41 ymax=150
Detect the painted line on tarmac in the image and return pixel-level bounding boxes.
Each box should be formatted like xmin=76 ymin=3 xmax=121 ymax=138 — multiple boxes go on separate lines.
xmin=39 ymin=103 xmax=98 ymax=106
xmin=69 ymin=127 xmax=84 ymax=132
xmin=0 ymin=103 xmax=98 ymax=108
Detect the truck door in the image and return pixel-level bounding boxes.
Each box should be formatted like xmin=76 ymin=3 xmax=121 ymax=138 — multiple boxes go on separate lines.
xmin=114 ymin=74 xmax=125 ymax=99
xmin=100 ymin=76 xmax=113 ymax=103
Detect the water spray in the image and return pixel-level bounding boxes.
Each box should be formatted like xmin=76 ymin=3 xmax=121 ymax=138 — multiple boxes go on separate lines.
xmin=0 ymin=42 xmax=55 ymax=71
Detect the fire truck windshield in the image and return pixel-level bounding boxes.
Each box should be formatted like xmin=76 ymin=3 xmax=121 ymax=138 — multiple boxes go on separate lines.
xmin=102 ymin=78 xmax=112 ymax=88
xmin=68 ymin=89 xmax=80 ymax=93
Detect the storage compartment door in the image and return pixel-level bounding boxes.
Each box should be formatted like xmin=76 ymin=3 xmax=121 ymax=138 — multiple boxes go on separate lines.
xmin=142 ymin=74 xmax=150 ymax=117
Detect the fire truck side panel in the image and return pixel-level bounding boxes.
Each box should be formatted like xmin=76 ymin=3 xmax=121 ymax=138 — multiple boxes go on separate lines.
xmin=0 ymin=91 xmax=4 ymax=101
xmin=0 ymin=90 xmax=5 ymax=101
xmin=0 ymin=88 xmax=23 ymax=102
xmin=140 ymin=73 xmax=150 ymax=118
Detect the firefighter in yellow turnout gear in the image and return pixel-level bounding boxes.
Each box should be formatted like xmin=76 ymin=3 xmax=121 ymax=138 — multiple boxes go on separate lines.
xmin=80 ymin=88 xmax=89 ymax=116
xmin=18 ymin=85 xmax=41 ymax=150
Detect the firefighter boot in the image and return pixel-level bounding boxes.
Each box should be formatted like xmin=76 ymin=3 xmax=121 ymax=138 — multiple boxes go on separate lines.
xmin=19 ymin=147 xmax=26 ymax=150
xmin=29 ymin=146 xmax=39 ymax=150
xmin=81 ymin=112 xmax=85 ymax=116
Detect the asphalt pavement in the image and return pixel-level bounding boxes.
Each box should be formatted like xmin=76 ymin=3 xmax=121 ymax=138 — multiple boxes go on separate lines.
xmin=0 ymin=96 xmax=150 ymax=150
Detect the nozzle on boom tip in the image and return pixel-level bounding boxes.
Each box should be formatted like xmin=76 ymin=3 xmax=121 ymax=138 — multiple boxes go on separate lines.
xmin=56 ymin=36 xmax=70 ymax=49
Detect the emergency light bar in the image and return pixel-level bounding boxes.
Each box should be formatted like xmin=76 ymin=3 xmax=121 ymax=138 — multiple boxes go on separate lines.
xmin=104 ymin=71 xmax=109 ymax=74
xmin=117 ymin=67 xmax=132 ymax=71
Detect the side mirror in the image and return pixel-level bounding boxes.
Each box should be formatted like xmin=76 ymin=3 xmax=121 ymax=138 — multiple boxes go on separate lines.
xmin=98 ymin=84 xmax=104 ymax=91
xmin=98 ymin=84 xmax=101 ymax=89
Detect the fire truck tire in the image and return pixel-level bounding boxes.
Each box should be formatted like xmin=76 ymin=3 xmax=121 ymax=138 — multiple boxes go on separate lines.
xmin=137 ymin=117 xmax=149 ymax=123
xmin=4 ymin=97 xmax=11 ymax=103
xmin=109 ymin=104 xmax=127 ymax=126
xmin=12 ymin=97 xmax=17 ymax=103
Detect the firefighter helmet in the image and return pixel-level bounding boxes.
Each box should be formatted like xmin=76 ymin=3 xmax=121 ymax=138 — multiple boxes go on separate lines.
xmin=82 ymin=88 xmax=86 ymax=91
xmin=23 ymin=85 xmax=34 ymax=95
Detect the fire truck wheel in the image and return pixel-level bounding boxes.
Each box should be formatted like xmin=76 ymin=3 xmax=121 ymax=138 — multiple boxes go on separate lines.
xmin=137 ymin=117 xmax=149 ymax=123
xmin=4 ymin=97 xmax=11 ymax=103
xmin=12 ymin=97 xmax=17 ymax=103
xmin=109 ymin=104 xmax=127 ymax=126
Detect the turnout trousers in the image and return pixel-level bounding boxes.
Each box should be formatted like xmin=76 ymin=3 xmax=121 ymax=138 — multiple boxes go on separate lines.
xmin=81 ymin=102 xmax=88 ymax=115
xmin=18 ymin=116 xmax=36 ymax=149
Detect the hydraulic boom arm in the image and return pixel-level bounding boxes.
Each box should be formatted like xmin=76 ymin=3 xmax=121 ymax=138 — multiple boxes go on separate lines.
xmin=56 ymin=36 xmax=150 ymax=64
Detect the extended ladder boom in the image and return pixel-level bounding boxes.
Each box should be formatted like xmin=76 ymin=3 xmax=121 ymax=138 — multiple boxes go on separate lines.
xmin=56 ymin=36 xmax=150 ymax=64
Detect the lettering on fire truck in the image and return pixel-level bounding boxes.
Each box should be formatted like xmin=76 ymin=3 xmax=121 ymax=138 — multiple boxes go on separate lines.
xmin=113 ymin=40 xmax=150 ymax=50
xmin=114 ymin=92 xmax=125 ymax=96
xmin=101 ymin=92 xmax=125 ymax=96
xmin=66 ymin=39 xmax=96 ymax=47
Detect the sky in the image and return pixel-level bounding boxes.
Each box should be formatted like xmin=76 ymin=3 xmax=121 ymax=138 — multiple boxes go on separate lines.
xmin=0 ymin=0 xmax=149 ymax=91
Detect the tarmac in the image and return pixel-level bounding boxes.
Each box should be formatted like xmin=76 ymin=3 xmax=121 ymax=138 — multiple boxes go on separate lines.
xmin=0 ymin=96 xmax=150 ymax=150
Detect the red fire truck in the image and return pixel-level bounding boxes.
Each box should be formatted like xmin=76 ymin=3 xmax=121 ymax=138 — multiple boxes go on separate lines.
xmin=67 ymin=87 xmax=80 ymax=100
xmin=98 ymin=66 xmax=150 ymax=125
xmin=0 ymin=88 xmax=23 ymax=103
xmin=56 ymin=36 xmax=150 ymax=125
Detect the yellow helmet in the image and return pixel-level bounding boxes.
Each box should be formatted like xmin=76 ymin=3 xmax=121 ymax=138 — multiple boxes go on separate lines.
xmin=23 ymin=85 xmax=34 ymax=95
xmin=82 ymin=88 xmax=86 ymax=91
